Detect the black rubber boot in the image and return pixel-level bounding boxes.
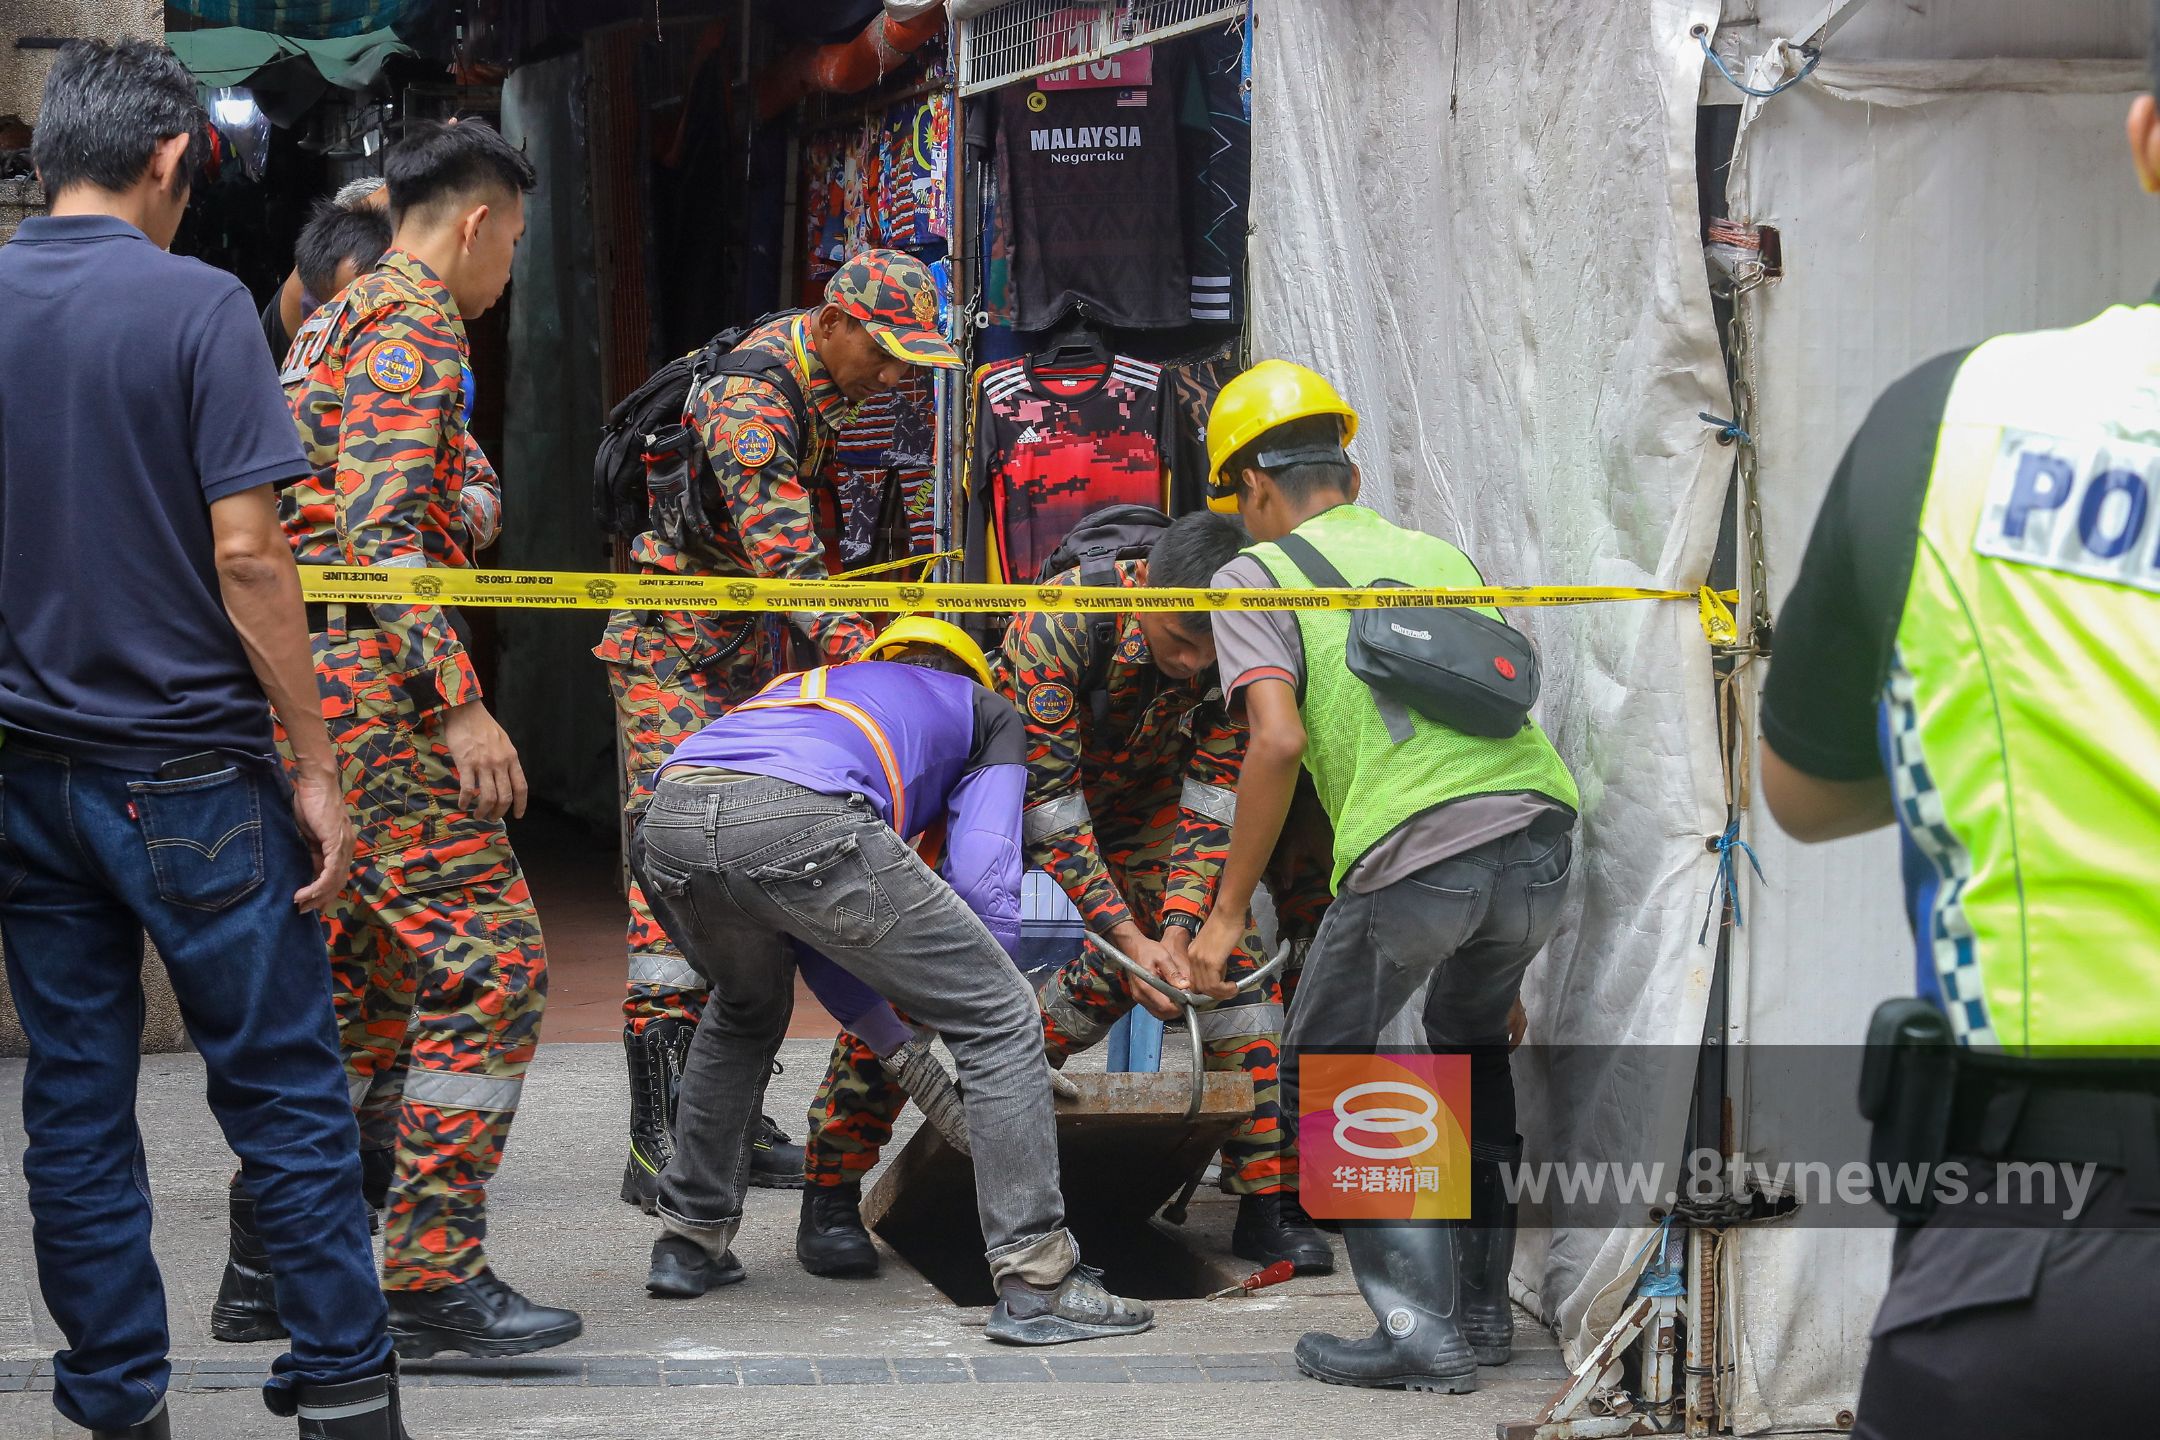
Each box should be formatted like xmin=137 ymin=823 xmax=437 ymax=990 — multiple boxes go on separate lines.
xmin=295 ymin=1363 xmax=411 ymax=1440
xmin=646 ymin=1235 xmax=748 ymax=1299
xmin=211 ymin=1185 xmax=288 ymax=1343
xmin=1231 ymin=1191 xmax=1336 ymax=1275
xmin=1294 ymin=1224 xmax=1478 ymax=1392
xmin=795 ymin=1183 xmax=879 ymax=1277
xmin=1456 ymin=1137 xmax=1522 ymax=1364
xmin=620 ymin=1019 xmax=691 ymax=1213
xmin=386 ymin=1270 xmax=583 ymax=1360
xmin=91 ymin=1398 xmax=170 ymax=1439
xmin=747 ymin=1110 xmax=807 ymax=1190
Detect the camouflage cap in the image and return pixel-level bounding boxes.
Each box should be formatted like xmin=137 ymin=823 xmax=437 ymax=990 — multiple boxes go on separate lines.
xmin=826 ymin=248 xmax=960 ymax=369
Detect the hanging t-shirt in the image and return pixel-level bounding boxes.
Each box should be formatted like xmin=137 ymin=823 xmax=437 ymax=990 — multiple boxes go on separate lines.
xmin=998 ymin=55 xmax=1188 ymax=331
xmin=966 ymin=353 xmax=1169 ymax=583
xmin=1177 ymin=27 xmax=1251 ymax=327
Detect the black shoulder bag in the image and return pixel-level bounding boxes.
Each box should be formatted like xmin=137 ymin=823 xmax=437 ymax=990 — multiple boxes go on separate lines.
xmin=1265 ymin=531 xmax=1539 ymax=740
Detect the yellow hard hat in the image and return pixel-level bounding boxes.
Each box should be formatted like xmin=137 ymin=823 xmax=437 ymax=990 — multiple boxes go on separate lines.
xmin=1203 ymin=360 xmax=1360 ymax=513
xmin=862 ymin=615 xmax=994 ymax=689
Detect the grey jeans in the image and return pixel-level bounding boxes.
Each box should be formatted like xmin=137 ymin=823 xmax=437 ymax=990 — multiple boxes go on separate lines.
xmin=1285 ymin=822 xmax=1574 ymax=1151
xmin=632 ymin=772 xmax=1076 ymax=1283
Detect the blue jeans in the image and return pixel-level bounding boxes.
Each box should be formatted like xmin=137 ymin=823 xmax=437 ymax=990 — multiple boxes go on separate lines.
xmin=0 ymin=741 xmax=391 ymax=1430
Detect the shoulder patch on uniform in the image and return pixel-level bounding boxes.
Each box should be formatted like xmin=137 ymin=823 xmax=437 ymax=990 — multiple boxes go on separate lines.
xmin=365 ymin=339 xmax=424 ymax=394
xmin=732 ymin=420 xmax=779 ymax=469
xmin=1116 ymin=631 xmax=1150 ymax=665
xmin=1024 ymin=682 xmax=1077 ymax=726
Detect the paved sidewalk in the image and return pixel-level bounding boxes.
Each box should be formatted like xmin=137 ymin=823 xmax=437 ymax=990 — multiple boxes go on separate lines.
xmin=1 ymin=1042 xmax=1572 ymax=1439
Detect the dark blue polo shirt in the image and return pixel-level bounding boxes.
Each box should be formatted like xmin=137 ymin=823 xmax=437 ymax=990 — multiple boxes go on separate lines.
xmin=0 ymin=214 xmax=308 ymax=768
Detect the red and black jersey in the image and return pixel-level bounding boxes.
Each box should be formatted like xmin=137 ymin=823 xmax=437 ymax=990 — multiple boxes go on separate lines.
xmin=965 ymin=353 xmax=1170 ymax=584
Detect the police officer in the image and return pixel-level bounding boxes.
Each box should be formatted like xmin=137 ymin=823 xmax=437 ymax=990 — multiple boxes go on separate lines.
xmin=232 ymin=118 xmax=582 ymax=1359
xmin=797 ymin=512 xmax=1336 ymax=1278
xmin=1757 ymin=38 xmax=2160 ymax=1431
xmin=601 ymin=249 xmax=962 ymax=1210
xmin=1189 ymin=362 xmax=1580 ymax=1393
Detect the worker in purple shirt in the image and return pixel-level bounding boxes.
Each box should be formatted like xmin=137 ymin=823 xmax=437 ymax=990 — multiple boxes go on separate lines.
xmin=628 ymin=618 xmax=1152 ymax=1346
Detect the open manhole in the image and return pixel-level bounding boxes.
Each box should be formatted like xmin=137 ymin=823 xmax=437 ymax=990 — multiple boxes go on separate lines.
xmin=862 ymin=1071 xmax=1255 ymax=1306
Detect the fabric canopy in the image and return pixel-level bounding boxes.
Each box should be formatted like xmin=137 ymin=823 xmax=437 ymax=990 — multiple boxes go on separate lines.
xmin=166 ymin=27 xmax=413 ymax=92
xmin=166 ymin=1 xmax=430 ymax=40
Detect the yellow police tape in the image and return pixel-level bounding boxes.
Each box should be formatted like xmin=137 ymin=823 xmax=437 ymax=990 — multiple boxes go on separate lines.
xmin=297 ymin=566 xmax=1743 ymax=643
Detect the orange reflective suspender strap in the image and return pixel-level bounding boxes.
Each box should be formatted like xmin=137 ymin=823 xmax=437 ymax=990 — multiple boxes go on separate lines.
xmin=732 ymin=667 xmax=909 ymax=837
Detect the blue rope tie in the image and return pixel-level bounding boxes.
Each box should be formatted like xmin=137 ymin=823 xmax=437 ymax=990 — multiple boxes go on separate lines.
xmin=1635 ymin=1212 xmax=1686 ymax=1297
xmin=1698 ymin=817 xmax=1766 ymax=945
xmin=1699 ymin=32 xmax=1822 ymax=99
xmin=1699 ymin=411 xmax=1753 ymax=446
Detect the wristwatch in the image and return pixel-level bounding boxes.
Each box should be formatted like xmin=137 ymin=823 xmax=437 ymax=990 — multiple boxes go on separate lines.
xmin=1161 ymin=914 xmax=1203 ymax=937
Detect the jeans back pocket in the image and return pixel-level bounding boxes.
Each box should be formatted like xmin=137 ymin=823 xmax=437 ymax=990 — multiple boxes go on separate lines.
xmin=747 ymin=828 xmax=896 ymax=950
xmin=127 ymin=766 xmax=266 ymax=912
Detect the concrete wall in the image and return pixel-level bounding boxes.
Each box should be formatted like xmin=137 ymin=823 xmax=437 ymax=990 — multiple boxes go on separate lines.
xmin=0 ymin=0 xmax=181 ymax=1056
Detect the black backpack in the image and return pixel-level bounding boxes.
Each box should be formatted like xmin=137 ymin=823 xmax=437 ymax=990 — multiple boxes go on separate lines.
xmin=1035 ymin=503 xmax=1173 ymax=723
xmin=593 ymin=311 xmax=808 ymax=547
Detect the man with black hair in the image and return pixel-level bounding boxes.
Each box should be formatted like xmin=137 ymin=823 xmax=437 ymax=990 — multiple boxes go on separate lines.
xmin=1754 ymin=15 xmax=2160 ymax=1429
xmin=264 ymin=179 xmax=390 ymax=360
xmin=1192 ymin=361 xmax=1578 ymax=1394
xmin=0 ymin=38 xmax=409 ymax=1440
xmin=797 ymin=511 xmax=1336 ymax=1279
xmin=253 ymin=116 xmax=583 ymax=1360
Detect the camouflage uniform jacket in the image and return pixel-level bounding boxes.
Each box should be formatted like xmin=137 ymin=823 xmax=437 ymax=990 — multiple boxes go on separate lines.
xmin=992 ymin=559 xmax=1244 ymax=936
xmin=619 ymin=313 xmax=872 ymax=666
xmin=283 ymin=249 xmax=496 ymax=711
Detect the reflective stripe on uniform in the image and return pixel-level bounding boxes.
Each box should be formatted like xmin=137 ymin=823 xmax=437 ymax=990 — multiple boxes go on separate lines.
xmin=347 ymin=1072 xmax=374 ymax=1107
xmin=628 ymin=951 xmax=705 ymax=989
xmin=734 ymin=667 xmax=909 ymax=836
xmin=298 ymin=1394 xmax=390 ymax=1422
xmin=1196 ymin=1002 xmax=1284 ymax=1040
xmin=1023 ymin=791 xmax=1094 ymax=845
xmin=402 ymin=1069 xmax=524 ymax=1114
xmin=1179 ymin=778 xmax=1238 ymax=825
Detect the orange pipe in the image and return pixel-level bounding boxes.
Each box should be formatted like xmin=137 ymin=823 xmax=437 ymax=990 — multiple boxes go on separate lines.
xmin=755 ymin=5 xmax=948 ymax=121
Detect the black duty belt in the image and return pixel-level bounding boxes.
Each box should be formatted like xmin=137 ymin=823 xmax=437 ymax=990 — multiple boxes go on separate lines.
xmin=1947 ymin=1063 xmax=2160 ymax=1205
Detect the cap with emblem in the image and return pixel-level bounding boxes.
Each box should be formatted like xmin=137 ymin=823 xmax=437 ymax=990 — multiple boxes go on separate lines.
xmin=826 ymin=249 xmax=960 ymax=369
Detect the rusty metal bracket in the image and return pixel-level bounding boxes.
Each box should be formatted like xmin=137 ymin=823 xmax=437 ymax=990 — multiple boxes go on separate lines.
xmin=1085 ymin=934 xmax=1289 ymax=1118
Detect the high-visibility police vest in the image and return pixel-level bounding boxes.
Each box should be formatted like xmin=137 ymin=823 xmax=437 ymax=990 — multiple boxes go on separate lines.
xmin=1894 ymin=302 xmax=2160 ymax=1049
xmin=1245 ymin=504 xmax=1578 ymax=890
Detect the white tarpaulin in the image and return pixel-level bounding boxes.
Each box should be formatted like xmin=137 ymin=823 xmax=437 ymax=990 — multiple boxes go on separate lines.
xmin=1250 ymin=0 xmax=1734 ymax=1361
xmin=1722 ymin=2 xmax=2157 ymax=1429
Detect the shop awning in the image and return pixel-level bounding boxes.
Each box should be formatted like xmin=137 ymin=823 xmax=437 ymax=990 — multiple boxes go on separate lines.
xmin=165 ymin=1 xmax=431 ymax=40
xmin=166 ymin=27 xmax=414 ymax=92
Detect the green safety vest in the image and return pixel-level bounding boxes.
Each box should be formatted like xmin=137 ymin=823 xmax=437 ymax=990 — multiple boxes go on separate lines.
xmin=1246 ymin=504 xmax=1578 ymax=890
xmin=1894 ymin=303 xmax=2160 ymax=1049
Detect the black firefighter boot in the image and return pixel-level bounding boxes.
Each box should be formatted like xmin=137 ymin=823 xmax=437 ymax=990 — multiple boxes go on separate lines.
xmin=621 ymin=1018 xmax=688 ymax=1213
xmin=291 ymin=1361 xmax=413 ymax=1440
xmin=1456 ymin=1136 xmax=1522 ymax=1364
xmin=386 ymin=1269 xmax=583 ymax=1360
xmin=89 ymin=1398 xmax=170 ymax=1439
xmin=1232 ymin=1191 xmax=1335 ymax=1275
xmin=796 ymin=1182 xmax=879 ymax=1277
xmin=1294 ymin=1223 xmax=1479 ymax=1393
xmin=211 ymin=1184 xmax=288 ymax=1343
xmin=623 ymin=1022 xmax=804 ymax=1210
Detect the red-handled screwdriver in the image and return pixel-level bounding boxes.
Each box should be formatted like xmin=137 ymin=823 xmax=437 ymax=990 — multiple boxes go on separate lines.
xmin=1204 ymin=1260 xmax=1296 ymax=1301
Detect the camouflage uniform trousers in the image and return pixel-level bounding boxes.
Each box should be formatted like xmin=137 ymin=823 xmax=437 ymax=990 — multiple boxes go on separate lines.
xmin=803 ymin=818 xmax=1295 ymax=1196
xmin=597 ymin=609 xmax=772 ymax=1033
xmin=305 ymin=625 xmax=549 ymax=1291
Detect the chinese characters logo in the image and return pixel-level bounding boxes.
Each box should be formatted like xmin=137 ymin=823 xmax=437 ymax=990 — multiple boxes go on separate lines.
xmin=1297 ymin=1053 xmax=1471 ymax=1221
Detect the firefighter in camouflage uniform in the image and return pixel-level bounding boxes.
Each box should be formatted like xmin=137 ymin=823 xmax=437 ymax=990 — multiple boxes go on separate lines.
xmin=598 ymin=249 xmax=962 ymax=1213
xmin=797 ymin=513 xmax=1338 ymax=1278
xmin=211 ymin=121 xmax=584 ymax=1361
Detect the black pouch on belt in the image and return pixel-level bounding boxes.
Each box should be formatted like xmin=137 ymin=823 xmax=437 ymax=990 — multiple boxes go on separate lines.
xmin=1267 ymin=532 xmax=1539 ymax=740
xmin=1858 ymin=997 xmax=1960 ymax=1223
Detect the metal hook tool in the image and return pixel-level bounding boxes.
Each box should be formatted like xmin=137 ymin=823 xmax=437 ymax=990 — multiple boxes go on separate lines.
xmin=1084 ymin=934 xmax=1290 ymax=1119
